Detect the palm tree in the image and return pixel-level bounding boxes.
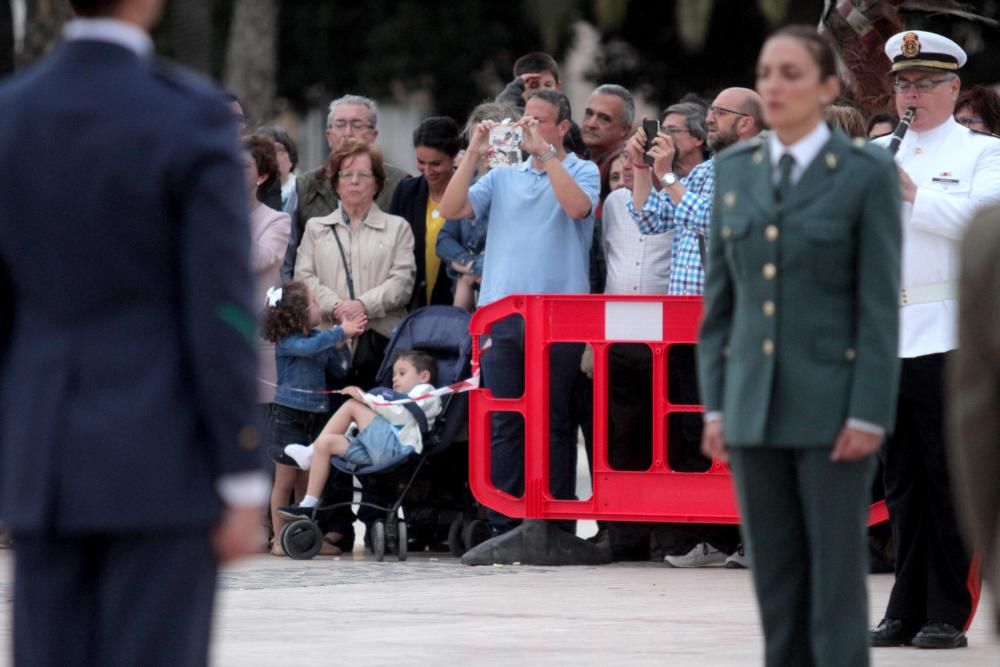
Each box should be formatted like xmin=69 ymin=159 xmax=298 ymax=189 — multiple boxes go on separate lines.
xmin=223 ymin=0 xmax=278 ymax=126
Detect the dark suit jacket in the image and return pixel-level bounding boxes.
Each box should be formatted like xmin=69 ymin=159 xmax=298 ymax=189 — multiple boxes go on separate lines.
xmin=951 ymin=203 xmax=1000 ymax=624
xmin=0 ymin=39 xmax=261 ymax=533
xmin=388 ymin=175 xmax=454 ymax=308
xmin=699 ymin=130 xmax=902 ymax=446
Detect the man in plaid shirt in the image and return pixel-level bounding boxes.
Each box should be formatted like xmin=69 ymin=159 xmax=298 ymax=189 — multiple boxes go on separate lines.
xmin=624 ymin=88 xmax=764 ymax=568
xmin=627 ymin=88 xmax=765 ymax=296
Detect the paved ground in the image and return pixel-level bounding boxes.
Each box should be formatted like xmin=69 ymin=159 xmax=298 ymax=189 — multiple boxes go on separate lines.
xmin=1 ymin=545 xmax=996 ymax=666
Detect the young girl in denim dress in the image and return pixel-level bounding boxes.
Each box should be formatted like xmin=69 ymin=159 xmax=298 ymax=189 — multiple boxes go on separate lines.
xmin=261 ymin=280 xmax=366 ymax=555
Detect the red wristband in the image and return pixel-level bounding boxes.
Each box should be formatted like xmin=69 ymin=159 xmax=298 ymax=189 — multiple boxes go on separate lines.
xmin=630 ymin=161 xmax=650 ymax=170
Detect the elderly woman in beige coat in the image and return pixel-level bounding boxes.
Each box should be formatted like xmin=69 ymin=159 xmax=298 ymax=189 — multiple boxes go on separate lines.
xmin=295 ymin=137 xmax=416 ymax=387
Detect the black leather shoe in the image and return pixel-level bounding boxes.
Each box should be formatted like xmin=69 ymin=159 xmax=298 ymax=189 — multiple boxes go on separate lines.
xmin=912 ymin=622 xmax=968 ymax=649
xmin=870 ymin=618 xmax=917 ymax=647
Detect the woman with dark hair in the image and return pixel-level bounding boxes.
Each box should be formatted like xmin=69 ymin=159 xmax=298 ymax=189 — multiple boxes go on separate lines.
xmin=389 ymin=116 xmax=464 ymax=308
xmin=955 ymin=84 xmax=1000 ymax=135
xmin=866 ymin=110 xmax=899 ymax=139
xmin=699 ymin=25 xmax=902 ymax=666
xmin=243 ymin=133 xmax=291 ymax=405
xmin=257 ymin=125 xmax=300 ymax=215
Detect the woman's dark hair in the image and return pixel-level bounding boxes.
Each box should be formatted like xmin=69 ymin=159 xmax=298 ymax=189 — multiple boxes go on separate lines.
xmin=257 ymin=125 xmax=299 ymax=171
xmin=242 ymin=134 xmax=279 ymax=201
xmin=866 ymin=111 xmax=899 ymax=137
xmin=956 ymin=85 xmax=1000 ymax=135
xmin=393 ymin=349 xmax=438 ymax=386
xmin=261 ymin=281 xmax=312 ymax=342
xmin=769 ymin=25 xmax=839 ymax=80
xmin=599 ymin=148 xmax=628 ymax=203
xmin=326 ymin=137 xmax=387 ymax=199
xmin=412 ymin=116 xmax=462 ymax=157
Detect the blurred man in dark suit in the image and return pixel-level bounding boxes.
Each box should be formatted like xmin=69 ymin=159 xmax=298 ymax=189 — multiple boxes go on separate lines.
xmin=0 ymin=0 xmax=266 ymax=664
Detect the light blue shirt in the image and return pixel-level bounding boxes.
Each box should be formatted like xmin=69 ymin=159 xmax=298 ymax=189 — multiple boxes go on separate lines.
xmin=469 ymin=154 xmax=600 ymax=306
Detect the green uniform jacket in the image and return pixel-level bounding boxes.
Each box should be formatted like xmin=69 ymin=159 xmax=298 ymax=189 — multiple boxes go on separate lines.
xmin=698 ymin=129 xmax=902 ymax=447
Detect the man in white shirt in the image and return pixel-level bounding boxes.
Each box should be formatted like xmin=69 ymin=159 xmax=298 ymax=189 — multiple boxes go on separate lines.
xmin=870 ymin=30 xmax=1000 ymax=650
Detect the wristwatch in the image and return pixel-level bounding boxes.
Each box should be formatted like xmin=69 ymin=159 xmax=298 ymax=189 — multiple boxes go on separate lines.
xmin=659 ymin=171 xmax=678 ymax=186
xmin=537 ymin=143 xmax=558 ymax=163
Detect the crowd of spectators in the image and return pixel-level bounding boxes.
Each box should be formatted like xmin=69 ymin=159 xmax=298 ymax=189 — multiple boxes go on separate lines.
xmin=231 ymin=51 xmax=1000 ymax=564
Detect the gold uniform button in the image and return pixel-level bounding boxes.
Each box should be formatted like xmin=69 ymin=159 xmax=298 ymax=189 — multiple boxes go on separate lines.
xmin=762 ymin=300 xmax=775 ymax=317
xmin=762 ymin=339 xmax=774 ymax=355
xmin=845 ymin=348 xmax=856 ymax=362
xmin=722 ymin=225 xmax=732 ymax=239
xmin=762 ymin=263 xmax=777 ymax=279
xmin=722 ymin=345 xmax=731 ymax=358
xmin=765 ymin=225 xmax=779 ymax=241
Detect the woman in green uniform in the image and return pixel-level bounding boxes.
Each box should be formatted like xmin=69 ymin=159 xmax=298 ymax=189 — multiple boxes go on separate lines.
xmin=698 ymin=26 xmax=902 ymax=667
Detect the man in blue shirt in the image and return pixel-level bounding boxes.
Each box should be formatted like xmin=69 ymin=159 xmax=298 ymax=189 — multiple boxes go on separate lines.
xmin=440 ymin=90 xmax=600 ymax=536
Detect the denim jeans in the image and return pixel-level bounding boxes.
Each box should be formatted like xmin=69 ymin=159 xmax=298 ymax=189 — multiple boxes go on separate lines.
xmin=480 ymin=317 xmax=583 ymax=534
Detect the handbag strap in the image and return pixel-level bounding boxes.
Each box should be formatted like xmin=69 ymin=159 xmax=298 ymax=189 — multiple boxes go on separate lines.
xmin=329 ymin=220 xmax=356 ymax=300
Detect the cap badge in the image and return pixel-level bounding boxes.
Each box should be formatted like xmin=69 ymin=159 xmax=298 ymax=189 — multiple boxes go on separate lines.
xmin=901 ymin=32 xmax=921 ymax=58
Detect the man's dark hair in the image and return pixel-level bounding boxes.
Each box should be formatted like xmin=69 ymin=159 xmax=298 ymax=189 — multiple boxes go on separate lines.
xmin=527 ymin=90 xmax=572 ymax=124
xmin=257 ymin=125 xmax=299 ymax=171
xmin=394 ymin=350 xmax=438 ymax=386
xmin=866 ymin=111 xmax=899 ymax=137
xmin=956 ymin=85 xmax=1000 ymax=135
xmin=513 ymin=52 xmax=560 ymax=83
xmin=68 ymin=0 xmax=121 ymax=16
xmin=412 ymin=116 xmax=462 ymax=157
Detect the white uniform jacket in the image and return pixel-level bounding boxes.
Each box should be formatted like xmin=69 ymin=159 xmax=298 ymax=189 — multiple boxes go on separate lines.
xmin=876 ymin=117 xmax=1000 ymax=357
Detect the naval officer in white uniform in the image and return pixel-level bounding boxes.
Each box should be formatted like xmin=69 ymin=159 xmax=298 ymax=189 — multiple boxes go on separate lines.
xmin=870 ymin=29 xmax=1000 ymax=650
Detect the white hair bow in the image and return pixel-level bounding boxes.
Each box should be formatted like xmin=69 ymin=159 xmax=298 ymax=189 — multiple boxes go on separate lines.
xmin=266 ymin=286 xmax=283 ymax=307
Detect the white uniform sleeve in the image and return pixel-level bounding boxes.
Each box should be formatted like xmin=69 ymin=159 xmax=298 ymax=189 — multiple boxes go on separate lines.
xmin=910 ymin=140 xmax=1000 ymax=240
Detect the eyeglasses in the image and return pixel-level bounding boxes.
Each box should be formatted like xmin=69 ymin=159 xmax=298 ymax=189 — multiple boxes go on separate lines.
xmin=955 ymin=115 xmax=984 ymax=128
xmin=338 ymin=170 xmax=374 ymax=181
xmin=708 ymin=105 xmax=749 ymax=118
xmin=662 ymin=126 xmax=691 ymax=136
xmin=330 ymin=120 xmax=375 ymax=131
xmin=891 ymin=77 xmax=953 ymax=94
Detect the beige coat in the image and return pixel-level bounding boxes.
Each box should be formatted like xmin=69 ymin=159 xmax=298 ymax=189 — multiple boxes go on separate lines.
xmin=294 ymin=205 xmax=415 ymax=338
xmin=950 ymin=202 xmax=1000 ymax=628
xmin=251 ymin=204 xmax=290 ymax=402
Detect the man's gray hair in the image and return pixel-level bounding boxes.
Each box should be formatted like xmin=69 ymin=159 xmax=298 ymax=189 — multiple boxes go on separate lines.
xmin=327 ymin=95 xmax=378 ymax=129
xmin=594 ymin=84 xmax=635 ymax=127
xmin=663 ymin=101 xmax=708 ymax=143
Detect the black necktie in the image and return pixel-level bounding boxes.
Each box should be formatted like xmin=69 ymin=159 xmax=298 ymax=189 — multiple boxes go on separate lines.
xmin=776 ymin=153 xmax=795 ymax=203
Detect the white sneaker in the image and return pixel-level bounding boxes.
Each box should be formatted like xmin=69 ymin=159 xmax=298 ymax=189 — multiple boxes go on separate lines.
xmin=725 ymin=545 xmax=749 ymax=569
xmin=663 ymin=542 xmax=727 ymax=568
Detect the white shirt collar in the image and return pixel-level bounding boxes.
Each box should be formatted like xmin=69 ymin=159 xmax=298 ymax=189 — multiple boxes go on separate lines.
xmin=63 ymin=18 xmax=153 ymax=58
xmin=909 ymin=115 xmax=959 ymax=143
xmin=767 ymin=122 xmax=831 ymax=185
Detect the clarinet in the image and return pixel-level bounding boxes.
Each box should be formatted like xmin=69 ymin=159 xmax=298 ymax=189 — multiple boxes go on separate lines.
xmin=887 ymin=107 xmax=916 ymax=156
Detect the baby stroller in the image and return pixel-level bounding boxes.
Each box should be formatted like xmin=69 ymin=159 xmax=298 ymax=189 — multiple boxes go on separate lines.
xmin=279 ymin=305 xmax=478 ymax=561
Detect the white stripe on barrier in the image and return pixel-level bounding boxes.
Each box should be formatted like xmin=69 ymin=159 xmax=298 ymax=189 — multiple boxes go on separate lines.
xmin=604 ymin=301 xmax=663 ymax=341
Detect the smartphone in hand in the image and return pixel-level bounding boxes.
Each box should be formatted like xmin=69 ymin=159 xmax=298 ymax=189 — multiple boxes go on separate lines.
xmin=642 ymin=119 xmax=659 ymax=166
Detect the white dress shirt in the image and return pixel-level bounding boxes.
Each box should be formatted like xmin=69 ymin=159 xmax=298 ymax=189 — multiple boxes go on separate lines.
xmin=767 ymin=122 xmax=831 ymax=186
xmin=603 ymin=188 xmax=672 ymax=294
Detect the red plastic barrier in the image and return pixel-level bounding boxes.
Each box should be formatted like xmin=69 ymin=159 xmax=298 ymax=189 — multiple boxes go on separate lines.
xmin=468 ymin=294 xmax=888 ymax=526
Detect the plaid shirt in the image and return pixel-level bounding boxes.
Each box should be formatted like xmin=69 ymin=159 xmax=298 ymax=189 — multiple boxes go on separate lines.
xmin=627 ymin=158 xmax=715 ymax=295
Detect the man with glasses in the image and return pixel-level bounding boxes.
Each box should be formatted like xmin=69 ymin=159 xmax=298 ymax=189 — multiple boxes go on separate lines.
xmin=870 ymin=30 xmax=1000 ymax=650
xmin=281 ymin=94 xmax=409 ymax=281
xmin=624 ymin=88 xmax=763 ymax=568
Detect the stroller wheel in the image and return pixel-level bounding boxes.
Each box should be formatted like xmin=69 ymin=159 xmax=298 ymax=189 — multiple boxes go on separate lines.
xmin=372 ymin=520 xmax=386 ymax=562
xmin=463 ymin=519 xmax=491 ymax=552
xmin=397 ymin=521 xmax=408 ymax=561
xmin=447 ymin=516 xmax=466 ymax=557
xmin=281 ymin=519 xmax=323 ymax=560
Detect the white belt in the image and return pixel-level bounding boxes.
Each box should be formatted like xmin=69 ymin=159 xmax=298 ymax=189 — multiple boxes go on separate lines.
xmin=900 ymin=281 xmax=955 ymax=307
